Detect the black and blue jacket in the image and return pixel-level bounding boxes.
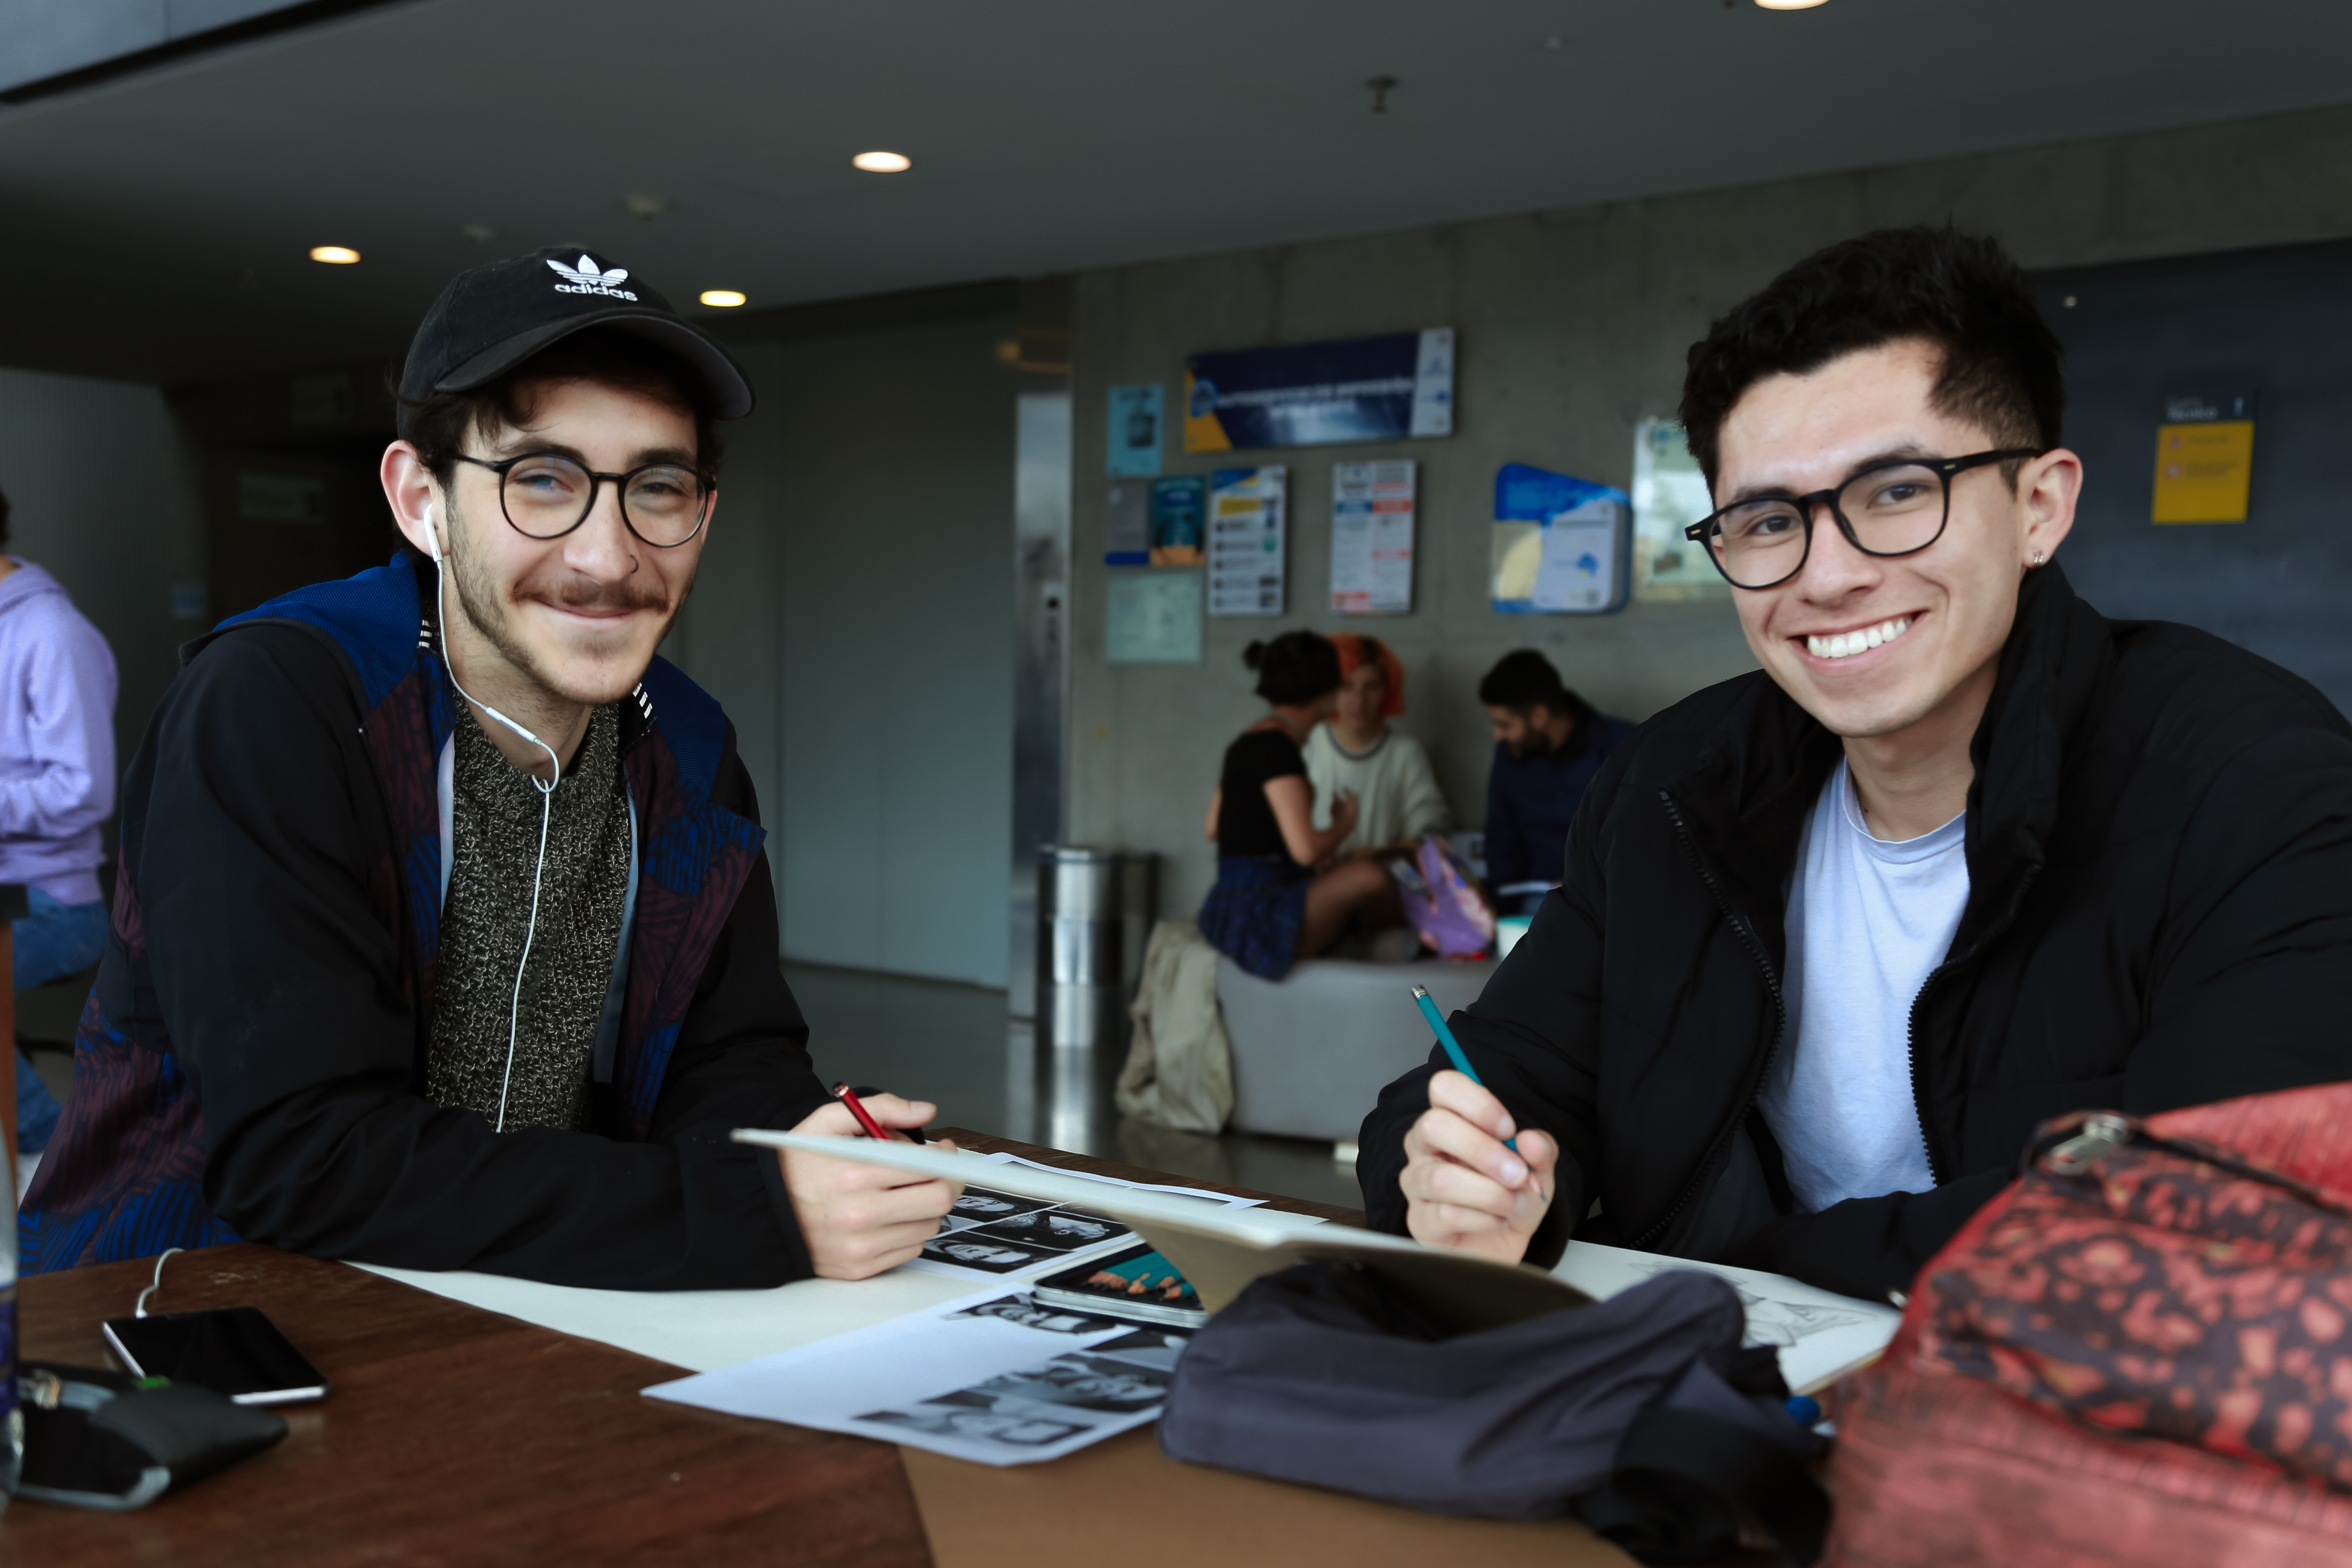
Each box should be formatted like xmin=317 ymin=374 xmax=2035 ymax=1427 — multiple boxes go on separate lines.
xmin=22 ymin=555 xmax=833 ymax=1287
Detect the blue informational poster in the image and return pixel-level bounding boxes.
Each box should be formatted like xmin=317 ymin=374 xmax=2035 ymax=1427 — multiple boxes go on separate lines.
xmin=1107 ymin=384 xmax=1164 ymax=477
xmin=1490 ymin=463 xmax=1629 ymax=616
xmin=1184 ymin=329 xmax=1454 ymax=452
xmin=1149 ymin=475 xmax=1207 ymax=566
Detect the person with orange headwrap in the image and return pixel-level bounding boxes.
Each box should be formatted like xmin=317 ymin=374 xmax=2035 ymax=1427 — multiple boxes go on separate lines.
xmin=1303 ymin=633 xmax=1453 ymax=860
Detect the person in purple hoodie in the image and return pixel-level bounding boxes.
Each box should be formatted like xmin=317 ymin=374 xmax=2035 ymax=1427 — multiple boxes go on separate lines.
xmin=0 ymin=485 xmax=119 ymax=1158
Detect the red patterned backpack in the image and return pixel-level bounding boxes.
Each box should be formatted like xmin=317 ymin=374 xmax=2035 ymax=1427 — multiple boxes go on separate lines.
xmin=1827 ymin=1083 xmax=2352 ymax=1567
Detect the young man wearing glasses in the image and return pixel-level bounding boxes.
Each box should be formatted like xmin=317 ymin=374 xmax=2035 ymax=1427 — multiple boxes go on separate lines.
xmin=1360 ymin=227 xmax=2352 ymax=1302
xmin=25 ymin=248 xmax=961 ymax=1287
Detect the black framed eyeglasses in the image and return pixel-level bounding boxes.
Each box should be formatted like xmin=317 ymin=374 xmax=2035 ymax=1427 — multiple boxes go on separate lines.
xmin=1682 ymin=449 xmax=2040 ymax=590
xmin=453 ymin=451 xmax=715 ymax=548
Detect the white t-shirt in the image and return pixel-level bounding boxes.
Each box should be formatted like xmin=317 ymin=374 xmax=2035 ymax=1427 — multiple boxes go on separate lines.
xmin=1758 ymin=760 xmax=1968 ymax=1213
xmin=1303 ymin=723 xmax=1453 ymax=855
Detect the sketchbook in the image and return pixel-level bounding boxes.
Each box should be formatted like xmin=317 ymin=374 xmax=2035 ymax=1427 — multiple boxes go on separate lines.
xmin=743 ymin=1131 xmax=1590 ymax=1334
xmin=1552 ymin=1242 xmax=1901 ymax=1395
xmin=738 ymin=1131 xmax=1900 ymax=1392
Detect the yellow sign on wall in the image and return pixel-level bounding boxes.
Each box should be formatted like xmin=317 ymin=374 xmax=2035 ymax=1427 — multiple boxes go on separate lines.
xmin=2150 ymin=391 xmax=2255 ymax=525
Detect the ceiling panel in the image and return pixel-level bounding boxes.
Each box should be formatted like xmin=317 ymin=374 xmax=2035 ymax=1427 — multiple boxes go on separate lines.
xmin=0 ymin=0 xmax=2344 ymax=382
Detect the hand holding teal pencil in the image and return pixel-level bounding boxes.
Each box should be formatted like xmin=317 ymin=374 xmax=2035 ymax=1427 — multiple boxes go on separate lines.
xmin=1399 ymin=1070 xmax=1557 ymax=1265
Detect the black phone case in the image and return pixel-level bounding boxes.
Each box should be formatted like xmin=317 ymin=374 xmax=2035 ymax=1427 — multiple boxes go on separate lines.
xmin=102 ymin=1307 xmax=329 ymax=1404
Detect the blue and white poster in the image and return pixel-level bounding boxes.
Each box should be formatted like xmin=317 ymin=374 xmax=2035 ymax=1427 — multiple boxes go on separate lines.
xmin=1107 ymin=384 xmax=1164 ymax=477
xmin=1184 ymin=329 xmax=1454 ymax=452
xmin=1148 ymin=475 xmax=1207 ymax=566
xmin=1490 ymin=464 xmax=1628 ymax=615
xmin=1206 ymin=467 xmax=1286 ymax=617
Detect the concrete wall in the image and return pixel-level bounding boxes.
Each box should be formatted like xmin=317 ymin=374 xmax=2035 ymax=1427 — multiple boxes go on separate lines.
xmin=1068 ymin=104 xmax=2352 ymax=919
xmin=671 ymin=315 xmax=1019 ymax=988
xmin=0 ymin=368 xmax=206 ymax=808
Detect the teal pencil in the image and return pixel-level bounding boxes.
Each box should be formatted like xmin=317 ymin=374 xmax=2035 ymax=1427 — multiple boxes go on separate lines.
xmin=1410 ymin=984 xmax=1520 ymax=1154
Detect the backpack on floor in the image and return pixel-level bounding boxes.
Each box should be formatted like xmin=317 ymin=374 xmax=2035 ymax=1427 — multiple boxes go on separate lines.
xmin=1826 ymin=1082 xmax=2352 ymax=1568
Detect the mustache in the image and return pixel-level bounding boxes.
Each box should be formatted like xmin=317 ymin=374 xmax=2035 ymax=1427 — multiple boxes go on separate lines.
xmin=515 ymin=576 xmax=672 ymax=614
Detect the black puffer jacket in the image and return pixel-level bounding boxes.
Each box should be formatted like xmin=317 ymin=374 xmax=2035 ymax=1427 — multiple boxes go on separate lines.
xmin=1360 ymin=564 xmax=2352 ymax=1302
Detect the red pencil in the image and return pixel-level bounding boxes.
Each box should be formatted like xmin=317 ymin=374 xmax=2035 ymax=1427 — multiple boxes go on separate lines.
xmin=832 ymin=1082 xmax=896 ymax=1141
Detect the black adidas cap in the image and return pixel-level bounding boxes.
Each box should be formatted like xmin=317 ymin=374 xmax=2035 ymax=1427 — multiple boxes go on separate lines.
xmin=398 ymin=245 xmax=754 ymax=419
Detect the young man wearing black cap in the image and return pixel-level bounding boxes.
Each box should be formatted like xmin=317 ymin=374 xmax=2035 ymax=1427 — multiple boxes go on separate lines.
xmin=24 ymin=248 xmax=960 ymax=1288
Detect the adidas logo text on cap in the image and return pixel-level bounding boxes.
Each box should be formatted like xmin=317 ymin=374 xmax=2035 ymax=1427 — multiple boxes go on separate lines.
xmin=547 ymin=254 xmax=638 ymax=301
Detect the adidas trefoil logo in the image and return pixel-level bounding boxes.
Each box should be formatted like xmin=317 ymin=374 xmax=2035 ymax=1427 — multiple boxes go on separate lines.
xmin=547 ymin=254 xmax=638 ymax=301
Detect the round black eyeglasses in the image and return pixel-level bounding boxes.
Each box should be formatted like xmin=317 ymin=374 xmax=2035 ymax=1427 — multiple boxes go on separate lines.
xmin=1682 ymin=449 xmax=2040 ymax=590
xmin=453 ymin=452 xmax=715 ymax=548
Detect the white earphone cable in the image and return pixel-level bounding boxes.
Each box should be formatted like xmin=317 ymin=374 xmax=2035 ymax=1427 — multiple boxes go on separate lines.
xmin=424 ymin=502 xmax=560 ymax=1134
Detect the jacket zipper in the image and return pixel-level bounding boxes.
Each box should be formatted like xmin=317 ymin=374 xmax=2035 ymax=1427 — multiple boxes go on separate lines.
xmin=1902 ymin=866 xmax=2038 ymax=1185
xmin=1637 ymin=790 xmax=1788 ymax=1248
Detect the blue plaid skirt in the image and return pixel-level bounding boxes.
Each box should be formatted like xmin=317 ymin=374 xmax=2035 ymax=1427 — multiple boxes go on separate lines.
xmin=1198 ymin=855 xmax=1312 ymax=981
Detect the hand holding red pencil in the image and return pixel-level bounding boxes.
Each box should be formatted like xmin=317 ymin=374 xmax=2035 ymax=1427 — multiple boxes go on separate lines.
xmin=831 ymin=1082 xmax=922 ymax=1142
xmin=776 ymin=1087 xmax=962 ymax=1280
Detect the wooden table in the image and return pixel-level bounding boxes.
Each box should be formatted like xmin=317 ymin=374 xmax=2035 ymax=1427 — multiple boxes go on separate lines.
xmin=0 ymin=1130 xmax=1630 ymax=1566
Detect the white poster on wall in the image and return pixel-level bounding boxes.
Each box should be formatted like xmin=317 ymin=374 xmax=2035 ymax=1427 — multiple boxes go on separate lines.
xmin=1330 ymin=460 xmax=1416 ymax=615
xmin=1106 ymin=571 xmax=1202 ymax=663
xmin=1632 ymin=418 xmax=1727 ymax=602
xmin=1531 ymin=494 xmax=1623 ymax=613
xmin=1206 ymin=467 xmax=1286 ymax=617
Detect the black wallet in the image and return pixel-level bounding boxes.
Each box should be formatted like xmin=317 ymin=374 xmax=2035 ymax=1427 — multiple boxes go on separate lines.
xmin=13 ymin=1361 xmax=288 ymax=1510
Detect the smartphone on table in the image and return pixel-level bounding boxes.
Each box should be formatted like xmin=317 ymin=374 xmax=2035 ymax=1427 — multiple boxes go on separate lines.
xmin=102 ymin=1307 xmax=329 ymax=1406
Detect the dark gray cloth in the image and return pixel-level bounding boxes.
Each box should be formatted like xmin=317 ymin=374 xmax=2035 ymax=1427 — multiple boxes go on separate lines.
xmin=427 ymin=701 xmax=630 ymax=1131
xmin=1158 ymin=1264 xmax=1814 ymax=1529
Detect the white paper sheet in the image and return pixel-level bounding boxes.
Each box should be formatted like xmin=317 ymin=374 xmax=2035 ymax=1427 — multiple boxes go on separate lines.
xmin=1551 ymin=1241 xmax=1901 ymax=1394
xmin=349 ymin=1260 xmax=988 ymax=1375
xmin=993 ymin=1153 xmax=1267 ymax=1209
xmin=1205 ymin=466 xmax=1286 ymax=617
xmin=644 ymin=1286 xmax=1193 ymax=1467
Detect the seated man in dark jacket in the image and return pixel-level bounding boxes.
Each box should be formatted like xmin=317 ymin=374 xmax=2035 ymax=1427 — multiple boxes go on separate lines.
xmin=23 ymin=248 xmax=960 ymax=1288
xmin=1360 ymin=226 xmax=2352 ymax=1304
xmin=1478 ymin=650 xmax=1634 ymax=915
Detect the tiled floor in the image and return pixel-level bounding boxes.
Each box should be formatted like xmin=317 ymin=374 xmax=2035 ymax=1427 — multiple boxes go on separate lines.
xmin=12 ymin=963 xmax=1367 ymax=1215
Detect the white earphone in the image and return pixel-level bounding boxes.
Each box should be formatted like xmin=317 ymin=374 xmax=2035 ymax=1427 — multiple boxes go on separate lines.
xmin=427 ymin=499 xmax=560 ymax=1133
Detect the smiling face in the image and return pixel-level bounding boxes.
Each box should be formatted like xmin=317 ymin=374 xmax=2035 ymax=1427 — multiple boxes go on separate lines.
xmin=436 ymin=376 xmax=709 ymax=709
xmin=1714 ymin=339 xmax=2078 ymax=744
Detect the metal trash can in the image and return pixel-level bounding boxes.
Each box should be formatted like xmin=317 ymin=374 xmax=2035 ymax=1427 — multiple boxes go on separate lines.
xmin=1036 ymin=846 xmax=1157 ymax=1049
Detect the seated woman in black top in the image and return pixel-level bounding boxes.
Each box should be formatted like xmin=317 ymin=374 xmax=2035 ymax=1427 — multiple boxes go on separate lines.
xmin=1199 ymin=632 xmax=1399 ymax=979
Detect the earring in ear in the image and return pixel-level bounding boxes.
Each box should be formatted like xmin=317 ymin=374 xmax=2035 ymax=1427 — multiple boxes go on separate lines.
xmin=2030 ymin=550 xmax=2046 ymax=567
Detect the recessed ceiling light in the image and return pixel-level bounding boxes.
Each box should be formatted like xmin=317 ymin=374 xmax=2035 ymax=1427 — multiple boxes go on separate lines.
xmin=851 ymin=150 xmax=913 ymax=173
xmin=700 ymin=290 xmax=747 ymax=308
xmin=309 ymin=245 xmax=360 ymax=264
xmin=1754 ymin=0 xmax=1828 ymax=8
